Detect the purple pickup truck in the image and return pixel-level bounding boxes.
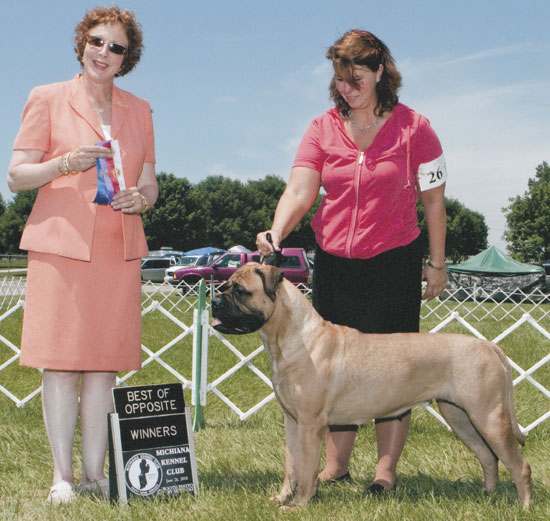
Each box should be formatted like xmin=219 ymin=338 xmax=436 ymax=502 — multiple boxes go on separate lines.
xmin=168 ymin=248 xmax=311 ymax=286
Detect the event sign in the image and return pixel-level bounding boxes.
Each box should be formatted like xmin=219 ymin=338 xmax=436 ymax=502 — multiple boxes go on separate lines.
xmin=108 ymin=383 xmax=199 ymax=502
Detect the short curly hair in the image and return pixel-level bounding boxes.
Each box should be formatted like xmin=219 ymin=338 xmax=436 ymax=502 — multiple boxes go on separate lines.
xmin=74 ymin=5 xmax=143 ymax=77
xmin=326 ymin=30 xmax=402 ymax=117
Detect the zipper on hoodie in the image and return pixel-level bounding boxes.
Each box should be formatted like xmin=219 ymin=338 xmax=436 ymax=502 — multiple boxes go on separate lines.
xmin=345 ymin=151 xmax=365 ymax=258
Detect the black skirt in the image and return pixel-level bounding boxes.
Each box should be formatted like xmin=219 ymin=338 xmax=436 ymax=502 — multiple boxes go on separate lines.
xmin=312 ymin=236 xmax=423 ymax=334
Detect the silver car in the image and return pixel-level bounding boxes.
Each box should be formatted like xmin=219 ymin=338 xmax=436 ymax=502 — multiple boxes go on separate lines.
xmin=141 ymin=257 xmax=172 ymax=282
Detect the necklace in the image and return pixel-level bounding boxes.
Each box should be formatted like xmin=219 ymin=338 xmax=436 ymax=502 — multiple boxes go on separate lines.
xmin=93 ymin=96 xmax=111 ymax=113
xmin=91 ymin=98 xmax=111 ymax=123
xmin=349 ymin=114 xmax=380 ymax=132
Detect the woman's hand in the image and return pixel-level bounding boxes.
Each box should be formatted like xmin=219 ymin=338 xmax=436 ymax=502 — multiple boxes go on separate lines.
xmin=111 ymin=187 xmax=148 ymax=214
xmin=422 ymin=263 xmax=447 ymax=301
xmin=256 ymin=230 xmax=282 ymax=256
xmin=67 ymin=145 xmax=112 ymax=173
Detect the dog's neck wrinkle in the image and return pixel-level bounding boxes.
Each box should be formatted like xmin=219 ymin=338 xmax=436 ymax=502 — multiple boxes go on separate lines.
xmin=267 ymin=284 xmax=316 ymax=331
xmin=261 ymin=282 xmax=321 ymax=363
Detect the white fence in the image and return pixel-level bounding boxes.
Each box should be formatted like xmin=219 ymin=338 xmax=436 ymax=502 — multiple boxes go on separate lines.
xmin=1 ymin=278 xmax=549 ymax=435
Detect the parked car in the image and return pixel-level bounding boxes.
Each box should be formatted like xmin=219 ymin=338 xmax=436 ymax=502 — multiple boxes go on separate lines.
xmin=164 ymin=252 xmax=225 ymax=282
xmin=141 ymin=257 xmax=173 ymax=282
xmin=168 ymin=248 xmax=311 ymax=286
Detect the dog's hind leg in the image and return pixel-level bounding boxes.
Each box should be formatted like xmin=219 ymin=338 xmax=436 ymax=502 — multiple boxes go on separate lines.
xmin=469 ymin=405 xmax=531 ymax=509
xmin=436 ymin=400 xmax=499 ymax=492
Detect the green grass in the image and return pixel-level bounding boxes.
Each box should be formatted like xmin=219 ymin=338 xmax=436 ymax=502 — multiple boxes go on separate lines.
xmin=0 ymin=255 xmax=27 ymax=275
xmin=1 ymin=296 xmax=550 ymax=520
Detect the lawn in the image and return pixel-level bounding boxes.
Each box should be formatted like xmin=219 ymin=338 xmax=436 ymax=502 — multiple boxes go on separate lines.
xmin=1 ymin=293 xmax=550 ymax=520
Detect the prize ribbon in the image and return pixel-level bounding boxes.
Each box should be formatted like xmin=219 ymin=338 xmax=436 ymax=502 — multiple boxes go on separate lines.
xmin=93 ymin=140 xmax=126 ymax=204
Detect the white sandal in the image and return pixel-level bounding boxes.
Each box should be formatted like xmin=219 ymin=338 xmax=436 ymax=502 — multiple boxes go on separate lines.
xmin=47 ymin=480 xmax=76 ymax=504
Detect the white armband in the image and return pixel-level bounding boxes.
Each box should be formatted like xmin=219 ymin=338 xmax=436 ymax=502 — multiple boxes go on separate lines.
xmin=417 ymin=153 xmax=447 ymax=192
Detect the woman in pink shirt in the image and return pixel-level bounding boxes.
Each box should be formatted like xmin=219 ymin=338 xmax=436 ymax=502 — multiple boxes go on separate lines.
xmin=257 ymin=30 xmax=447 ymax=494
xmin=8 ymin=6 xmax=158 ymax=504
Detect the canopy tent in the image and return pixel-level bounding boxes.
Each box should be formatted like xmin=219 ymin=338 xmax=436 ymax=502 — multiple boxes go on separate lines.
xmin=447 ymin=246 xmax=546 ymax=298
xmin=227 ymin=245 xmax=251 ymax=253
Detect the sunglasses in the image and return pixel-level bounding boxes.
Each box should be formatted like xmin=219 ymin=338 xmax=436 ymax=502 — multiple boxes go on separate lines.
xmin=86 ymin=36 xmax=127 ymax=56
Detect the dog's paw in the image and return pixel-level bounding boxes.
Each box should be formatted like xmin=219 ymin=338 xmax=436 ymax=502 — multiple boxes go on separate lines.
xmin=270 ymin=493 xmax=289 ymax=504
xmin=279 ymin=503 xmax=304 ymax=512
xmin=279 ymin=497 xmax=309 ymax=510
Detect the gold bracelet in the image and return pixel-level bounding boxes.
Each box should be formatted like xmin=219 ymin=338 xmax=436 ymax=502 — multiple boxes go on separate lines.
xmin=58 ymin=154 xmax=67 ymax=175
xmin=426 ymin=259 xmax=445 ymax=271
xmin=63 ymin=152 xmax=77 ymax=176
xmin=58 ymin=152 xmax=78 ymax=176
xmin=138 ymin=193 xmax=149 ymax=213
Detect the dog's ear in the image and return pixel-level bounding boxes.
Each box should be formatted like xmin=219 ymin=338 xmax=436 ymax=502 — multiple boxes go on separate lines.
xmin=255 ymin=266 xmax=284 ymax=302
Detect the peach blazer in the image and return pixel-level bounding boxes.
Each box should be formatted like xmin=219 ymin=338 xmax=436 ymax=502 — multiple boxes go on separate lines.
xmin=13 ymin=74 xmax=155 ymax=261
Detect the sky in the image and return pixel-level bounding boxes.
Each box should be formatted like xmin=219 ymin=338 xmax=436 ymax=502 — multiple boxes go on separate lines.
xmin=2 ymin=0 xmax=549 ymax=252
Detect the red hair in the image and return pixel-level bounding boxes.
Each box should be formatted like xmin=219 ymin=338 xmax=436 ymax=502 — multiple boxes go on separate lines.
xmin=326 ymin=30 xmax=402 ymax=117
xmin=74 ymin=5 xmax=143 ymax=77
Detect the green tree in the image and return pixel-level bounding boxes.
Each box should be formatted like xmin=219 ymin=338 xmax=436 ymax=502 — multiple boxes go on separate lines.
xmin=0 ymin=189 xmax=38 ymax=253
xmin=246 ymin=175 xmax=321 ymax=251
xmin=246 ymin=175 xmax=287 ymax=234
xmin=0 ymin=194 xmax=6 ymax=219
xmin=503 ymin=161 xmax=550 ymax=263
xmin=185 ymin=175 xmax=321 ymax=251
xmin=141 ymin=172 xmax=195 ymax=251
xmin=187 ymin=176 xmax=251 ymax=249
xmin=417 ymin=197 xmax=488 ymax=263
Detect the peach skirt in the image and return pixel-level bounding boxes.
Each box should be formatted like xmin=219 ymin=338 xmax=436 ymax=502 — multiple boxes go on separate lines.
xmin=20 ymin=205 xmax=142 ymax=371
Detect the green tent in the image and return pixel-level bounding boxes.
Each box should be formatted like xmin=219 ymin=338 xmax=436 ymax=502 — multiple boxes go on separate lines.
xmin=447 ymin=246 xmax=545 ymax=275
xmin=447 ymin=246 xmax=546 ymax=297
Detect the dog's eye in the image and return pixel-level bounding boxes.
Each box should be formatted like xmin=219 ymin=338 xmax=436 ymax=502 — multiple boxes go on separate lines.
xmin=234 ymin=286 xmax=251 ymax=297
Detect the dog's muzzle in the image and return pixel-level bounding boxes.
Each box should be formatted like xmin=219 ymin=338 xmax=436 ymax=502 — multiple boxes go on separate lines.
xmin=211 ymin=295 xmax=266 ymax=335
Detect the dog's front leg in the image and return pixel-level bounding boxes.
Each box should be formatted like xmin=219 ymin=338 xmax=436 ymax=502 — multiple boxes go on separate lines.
xmin=285 ymin=421 xmax=326 ymax=509
xmin=271 ymin=412 xmax=299 ymax=504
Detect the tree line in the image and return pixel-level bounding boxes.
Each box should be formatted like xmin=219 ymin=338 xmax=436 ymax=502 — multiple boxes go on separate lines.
xmin=0 ymin=162 xmax=547 ymax=262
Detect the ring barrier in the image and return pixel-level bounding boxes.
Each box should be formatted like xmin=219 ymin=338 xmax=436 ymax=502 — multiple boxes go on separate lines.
xmin=1 ymin=277 xmax=549 ymax=435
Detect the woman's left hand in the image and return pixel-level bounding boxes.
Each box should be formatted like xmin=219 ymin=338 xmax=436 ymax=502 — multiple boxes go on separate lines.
xmin=111 ymin=187 xmax=147 ymax=214
xmin=422 ymin=264 xmax=447 ymax=301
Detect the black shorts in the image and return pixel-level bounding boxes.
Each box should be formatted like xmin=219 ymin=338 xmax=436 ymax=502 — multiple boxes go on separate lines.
xmin=312 ymin=237 xmax=423 ymax=429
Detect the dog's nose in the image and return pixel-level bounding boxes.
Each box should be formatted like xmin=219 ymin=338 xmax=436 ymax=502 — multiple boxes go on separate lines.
xmin=211 ymin=295 xmax=224 ymax=310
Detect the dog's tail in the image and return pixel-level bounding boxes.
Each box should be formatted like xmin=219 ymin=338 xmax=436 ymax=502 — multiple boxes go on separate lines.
xmin=491 ymin=343 xmax=525 ymax=446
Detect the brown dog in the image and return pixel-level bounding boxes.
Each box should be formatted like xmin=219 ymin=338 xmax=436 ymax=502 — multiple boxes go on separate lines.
xmin=211 ymin=263 xmax=531 ymax=508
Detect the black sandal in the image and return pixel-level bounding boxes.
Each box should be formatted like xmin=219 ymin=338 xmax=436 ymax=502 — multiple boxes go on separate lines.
xmin=324 ymin=471 xmax=352 ymax=484
xmin=366 ymin=481 xmax=396 ymax=495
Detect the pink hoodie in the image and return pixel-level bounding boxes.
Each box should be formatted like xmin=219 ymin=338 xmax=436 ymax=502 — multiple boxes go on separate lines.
xmin=293 ymin=103 xmax=444 ymax=259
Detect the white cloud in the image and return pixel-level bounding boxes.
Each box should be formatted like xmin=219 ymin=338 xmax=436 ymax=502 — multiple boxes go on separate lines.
xmin=397 ymin=37 xmax=549 ymax=251
xmin=409 ymin=78 xmax=549 ymax=249
xmin=280 ymin=60 xmax=332 ymax=102
xmin=399 ymin=42 xmax=537 ymax=76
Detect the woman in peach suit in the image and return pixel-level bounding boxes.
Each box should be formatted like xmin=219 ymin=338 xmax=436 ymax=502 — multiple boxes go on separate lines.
xmin=7 ymin=6 xmax=158 ymax=504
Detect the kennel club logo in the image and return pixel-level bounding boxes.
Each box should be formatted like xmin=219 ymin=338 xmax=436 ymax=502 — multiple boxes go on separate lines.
xmin=125 ymin=453 xmax=163 ymax=496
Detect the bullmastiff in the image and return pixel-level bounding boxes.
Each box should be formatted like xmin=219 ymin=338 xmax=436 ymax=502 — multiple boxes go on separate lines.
xmin=211 ymin=263 xmax=531 ymax=509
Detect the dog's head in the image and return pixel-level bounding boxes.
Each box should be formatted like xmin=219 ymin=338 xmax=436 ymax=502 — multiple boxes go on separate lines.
xmin=211 ymin=263 xmax=284 ymax=335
